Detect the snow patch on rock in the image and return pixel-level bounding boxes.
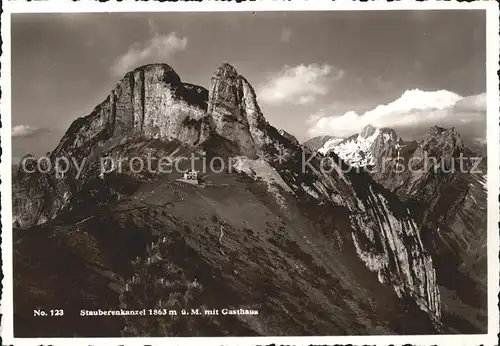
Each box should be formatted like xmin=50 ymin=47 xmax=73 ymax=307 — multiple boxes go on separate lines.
xmin=318 ymin=137 xmax=343 ymax=155
xmin=333 ymin=130 xmax=379 ymax=167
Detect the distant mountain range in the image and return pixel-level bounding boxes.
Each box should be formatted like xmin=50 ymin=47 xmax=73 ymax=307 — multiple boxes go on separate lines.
xmin=12 ymin=63 xmax=487 ymax=337
xmin=307 ymin=88 xmax=486 ymax=155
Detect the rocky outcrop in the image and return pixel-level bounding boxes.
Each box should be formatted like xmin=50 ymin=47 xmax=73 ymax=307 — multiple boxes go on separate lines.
xmin=355 ymin=125 xmax=487 ymax=332
xmin=52 ymin=64 xmax=210 ymax=160
xmin=392 ymin=126 xmax=471 ymax=204
xmin=344 ymin=176 xmax=441 ymax=323
xmin=207 ymin=63 xmax=270 ymax=157
xmin=369 ymin=127 xmax=400 ymax=162
xmin=12 ymin=154 xmax=71 ymax=228
xmin=301 ymin=125 xmax=490 ymax=328
xmin=45 ymin=62 xmax=275 ymax=165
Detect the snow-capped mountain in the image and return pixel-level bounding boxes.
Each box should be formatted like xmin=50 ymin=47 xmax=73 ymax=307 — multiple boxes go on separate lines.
xmin=316 ymin=124 xmax=401 ymax=167
xmin=317 ymin=137 xmax=344 ymax=154
xmin=304 ymin=87 xmax=476 ymax=169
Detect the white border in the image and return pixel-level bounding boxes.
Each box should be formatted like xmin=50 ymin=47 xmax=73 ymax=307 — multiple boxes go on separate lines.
xmin=1 ymin=1 xmax=498 ymax=345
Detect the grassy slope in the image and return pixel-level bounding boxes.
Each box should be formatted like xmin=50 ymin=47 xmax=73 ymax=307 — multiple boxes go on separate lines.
xmin=14 ymin=167 xmax=437 ymax=337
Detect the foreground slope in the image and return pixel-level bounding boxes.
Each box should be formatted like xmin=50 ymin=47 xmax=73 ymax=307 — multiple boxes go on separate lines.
xmin=13 ymin=153 xmax=436 ymax=336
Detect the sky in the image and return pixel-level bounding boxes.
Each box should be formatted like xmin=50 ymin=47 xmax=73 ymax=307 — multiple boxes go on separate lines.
xmin=11 ymin=10 xmax=486 ymax=157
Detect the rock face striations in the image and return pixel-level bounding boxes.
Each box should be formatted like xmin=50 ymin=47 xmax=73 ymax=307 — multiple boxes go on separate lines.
xmin=390 ymin=126 xmax=487 ymax=333
xmin=52 ymin=64 xmax=211 ymax=160
xmin=207 ymin=63 xmax=271 ymax=157
xmin=51 ymin=62 xmax=273 ymax=161
xmin=285 ymin=148 xmax=442 ymax=324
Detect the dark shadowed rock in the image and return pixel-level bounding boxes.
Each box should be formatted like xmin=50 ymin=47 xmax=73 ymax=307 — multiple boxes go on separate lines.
xmin=278 ymin=128 xmax=299 ymax=145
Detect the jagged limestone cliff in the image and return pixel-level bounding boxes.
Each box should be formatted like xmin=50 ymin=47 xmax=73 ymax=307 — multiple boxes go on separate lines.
xmin=52 ymin=64 xmax=210 ymax=159
xmin=207 ymin=63 xmax=271 ymax=157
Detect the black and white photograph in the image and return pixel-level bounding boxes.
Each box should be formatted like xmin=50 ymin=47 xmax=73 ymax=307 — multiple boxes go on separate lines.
xmin=1 ymin=2 xmax=499 ymax=345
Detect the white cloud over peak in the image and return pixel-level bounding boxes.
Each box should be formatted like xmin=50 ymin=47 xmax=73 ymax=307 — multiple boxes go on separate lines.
xmin=307 ymin=90 xmax=486 ymax=140
xmin=257 ymin=64 xmax=342 ymax=105
xmin=12 ymin=125 xmax=43 ymax=138
xmin=112 ymin=32 xmax=188 ymax=77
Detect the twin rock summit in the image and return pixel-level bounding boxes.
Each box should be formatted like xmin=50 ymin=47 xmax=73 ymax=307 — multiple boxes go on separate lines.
xmin=13 ymin=62 xmax=486 ymax=337
xmin=54 ymin=63 xmax=273 ymax=160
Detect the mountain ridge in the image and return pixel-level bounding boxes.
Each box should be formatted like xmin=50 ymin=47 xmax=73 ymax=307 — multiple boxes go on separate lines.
xmin=12 ymin=62 xmax=486 ymax=337
xmin=308 ymin=123 xmax=487 ymax=333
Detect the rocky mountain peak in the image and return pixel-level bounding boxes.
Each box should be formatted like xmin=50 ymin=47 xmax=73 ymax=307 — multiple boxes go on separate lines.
xmin=422 ymin=125 xmax=464 ymax=156
xmin=214 ymin=62 xmax=239 ymax=79
xmin=51 ymin=63 xmax=211 ymax=161
xmin=46 ymin=61 xmax=277 ymax=166
xmin=380 ymin=127 xmax=398 ymax=139
xmin=207 ymin=63 xmax=269 ymax=157
xmin=130 ymin=63 xmax=182 ymax=84
xmin=316 ymin=125 xmax=402 ymax=167
xmin=360 ymin=124 xmax=378 ymax=138
xmin=427 ymin=125 xmax=448 ymax=137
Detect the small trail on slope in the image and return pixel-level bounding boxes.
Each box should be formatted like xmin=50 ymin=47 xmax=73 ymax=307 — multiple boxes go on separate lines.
xmin=195 ymin=190 xmax=227 ymax=252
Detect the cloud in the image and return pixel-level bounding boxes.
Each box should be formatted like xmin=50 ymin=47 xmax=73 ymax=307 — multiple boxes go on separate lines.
xmin=453 ymin=92 xmax=487 ymax=113
xmin=12 ymin=125 xmax=45 ymax=138
xmin=12 ymin=126 xmax=63 ymax=158
xmin=281 ymin=27 xmax=292 ymax=43
xmin=298 ymin=95 xmax=316 ymax=105
xmin=257 ymin=64 xmax=342 ymax=105
xmin=307 ymin=90 xmax=486 ymax=141
xmin=112 ymin=32 xmax=188 ymax=76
